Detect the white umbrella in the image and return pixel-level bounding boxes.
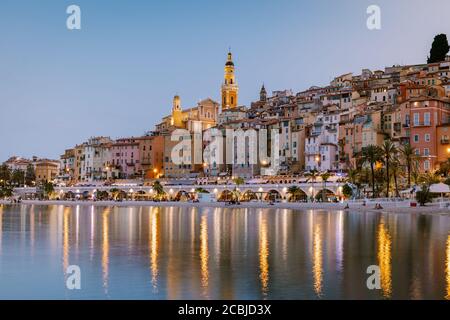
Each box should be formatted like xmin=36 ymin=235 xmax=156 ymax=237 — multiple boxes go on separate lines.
xmin=430 ymin=183 xmax=450 ymax=193
xmin=429 ymin=183 xmax=450 ymax=207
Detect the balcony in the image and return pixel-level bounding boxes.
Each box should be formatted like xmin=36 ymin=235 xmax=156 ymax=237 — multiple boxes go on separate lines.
xmin=413 ymin=122 xmax=431 ymax=127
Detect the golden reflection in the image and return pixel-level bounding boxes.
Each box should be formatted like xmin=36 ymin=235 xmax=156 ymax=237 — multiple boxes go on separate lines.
xmin=200 ymin=214 xmax=209 ymax=297
xmin=259 ymin=214 xmax=269 ymax=297
xmin=90 ymin=206 xmax=95 ymax=261
xmin=149 ymin=208 xmax=160 ymax=291
xmin=102 ymin=208 xmax=110 ymax=293
xmin=30 ymin=207 xmax=35 ymax=253
xmin=377 ymin=217 xmax=392 ymax=298
xmin=313 ymin=223 xmax=323 ymax=297
xmin=63 ymin=207 xmax=70 ymax=272
xmin=445 ymin=235 xmax=450 ymax=300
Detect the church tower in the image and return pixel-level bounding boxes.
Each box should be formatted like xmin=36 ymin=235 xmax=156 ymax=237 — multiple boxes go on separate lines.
xmin=171 ymin=95 xmax=183 ymax=127
xmin=260 ymin=83 xmax=267 ymax=102
xmin=221 ymin=50 xmax=239 ymax=111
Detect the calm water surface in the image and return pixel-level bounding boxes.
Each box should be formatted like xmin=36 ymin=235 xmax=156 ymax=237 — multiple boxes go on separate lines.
xmin=0 ymin=204 xmax=449 ymax=300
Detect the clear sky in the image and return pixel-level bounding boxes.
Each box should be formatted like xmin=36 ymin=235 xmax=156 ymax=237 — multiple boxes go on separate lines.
xmin=1 ymin=0 xmax=449 ymax=161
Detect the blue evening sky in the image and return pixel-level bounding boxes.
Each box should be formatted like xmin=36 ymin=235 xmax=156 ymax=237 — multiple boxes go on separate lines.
xmin=1 ymin=0 xmax=449 ymax=161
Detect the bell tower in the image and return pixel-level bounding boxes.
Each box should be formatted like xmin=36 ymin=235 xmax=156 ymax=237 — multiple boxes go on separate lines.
xmin=221 ymin=50 xmax=239 ymax=111
xmin=171 ymin=95 xmax=183 ymax=127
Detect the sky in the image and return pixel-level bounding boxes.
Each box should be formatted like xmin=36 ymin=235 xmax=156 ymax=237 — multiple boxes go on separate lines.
xmin=1 ymin=0 xmax=450 ymax=161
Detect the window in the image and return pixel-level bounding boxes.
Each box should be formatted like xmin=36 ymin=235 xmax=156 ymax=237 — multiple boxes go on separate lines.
xmin=414 ymin=134 xmax=419 ymax=143
xmin=424 ymin=160 xmax=430 ymax=171
xmin=425 ymin=134 xmax=430 ymax=142
xmin=413 ymin=113 xmax=420 ymax=126
xmin=424 ymin=148 xmax=430 ymax=156
xmin=415 ymin=149 xmax=420 ymax=156
xmin=424 ymin=112 xmax=431 ymax=126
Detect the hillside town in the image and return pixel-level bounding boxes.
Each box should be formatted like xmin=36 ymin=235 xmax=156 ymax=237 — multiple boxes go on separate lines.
xmin=3 ymin=44 xmax=450 ymax=201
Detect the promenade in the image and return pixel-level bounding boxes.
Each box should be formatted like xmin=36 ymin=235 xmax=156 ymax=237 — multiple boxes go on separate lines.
xmin=2 ymin=199 xmax=449 ymax=215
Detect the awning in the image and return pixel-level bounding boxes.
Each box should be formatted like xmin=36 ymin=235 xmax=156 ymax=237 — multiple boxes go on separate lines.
xmin=430 ymin=183 xmax=450 ymax=193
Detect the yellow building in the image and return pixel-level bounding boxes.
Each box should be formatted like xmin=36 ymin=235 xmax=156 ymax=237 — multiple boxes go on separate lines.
xmin=221 ymin=51 xmax=239 ymax=110
xmin=35 ymin=160 xmax=60 ymax=183
xmin=171 ymin=95 xmax=183 ymax=128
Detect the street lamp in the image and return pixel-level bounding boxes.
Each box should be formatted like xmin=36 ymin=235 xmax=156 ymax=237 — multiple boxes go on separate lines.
xmin=315 ymin=155 xmax=321 ymax=171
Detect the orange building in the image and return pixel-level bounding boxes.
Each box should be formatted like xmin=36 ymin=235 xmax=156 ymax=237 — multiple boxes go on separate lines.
xmin=137 ymin=135 xmax=164 ymax=179
xmin=436 ymin=124 xmax=450 ymax=167
xmin=402 ymin=97 xmax=450 ymax=172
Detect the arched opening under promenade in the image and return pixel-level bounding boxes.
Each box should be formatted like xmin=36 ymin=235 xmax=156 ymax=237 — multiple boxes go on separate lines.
xmin=218 ymin=190 xmax=234 ymax=202
xmin=288 ymin=189 xmax=308 ymax=202
xmin=264 ymin=190 xmax=282 ymax=202
xmin=240 ymin=190 xmax=258 ymax=202
xmin=174 ymin=190 xmax=191 ymax=202
xmin=134 ymin=190 xmax=151 ymax=201
xmin=315 ymin=189 xmax=337 ymax=202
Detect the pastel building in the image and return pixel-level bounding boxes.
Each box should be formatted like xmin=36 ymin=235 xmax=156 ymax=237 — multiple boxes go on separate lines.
xmin=111 ymin=138 xmax=141 ymax=179
xmin=82 ymin=137 xmax=113 ymax=182
xmin=405 ymin=97 xmax=450 ymax=172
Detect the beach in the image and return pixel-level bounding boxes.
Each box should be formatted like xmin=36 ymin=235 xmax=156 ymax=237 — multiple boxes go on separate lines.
xmin=1 ymin=199 xmax=449 ymax=215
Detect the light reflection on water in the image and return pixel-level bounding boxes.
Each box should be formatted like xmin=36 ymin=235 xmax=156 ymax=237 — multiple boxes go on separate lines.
xmin=0 ymin=204 xmax=449 ymax=300
xmin=446 ymin=235 xmax=450 ymax=300
xmin=377 ymin=216 xmax=392 ymax=298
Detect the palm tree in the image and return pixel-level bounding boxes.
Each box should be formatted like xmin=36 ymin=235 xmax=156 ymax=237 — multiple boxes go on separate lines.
xmin=419 ymin=172 xmax=440 ymax=186
xmin=306 ymin=169 xmax=319 ymax=201
xmin=0 ymin=164 xmax=11 ymax=185
xmin=381 ymin=140 xmax=397 ymax=198
xmin=43 ymin=181 xmax=54 ymax=200
xmin=361 ymin=145 xmax=382 ymax=198
xmin=390 ymin=157 xmax=402 ymax=197
xmin=320 ymin=171 xmax=331 ymax=202
xmin=232 ymin=177 xmax=245 ymax=202
xmin=346 ymin=168 xmax=360 ymax=186
xmin=233 ymin=177 xmax=245 ymax=186
xmin=287 ymin=186 xmax=301 ymax=202
xmin=438 ymin=158 xmax=450 ymax=177
xmin=152 ymin=180 xmax=165 ymax=200
xmin=400 ymin=144 xmax=416 ymax=188
xmin=109 ymin=188 xmax=121 ymax=200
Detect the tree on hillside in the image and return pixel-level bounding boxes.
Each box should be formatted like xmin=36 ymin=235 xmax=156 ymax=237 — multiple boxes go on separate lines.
xmin=25 ymin=164 xmax=35 ymax=186
xmin=428 ymin=34 xmax=449 ymax=63
xmin=0 ymin=164 xmax=11 ymax=184
xmin=11 ymin=169 xmax=25 ymax=187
